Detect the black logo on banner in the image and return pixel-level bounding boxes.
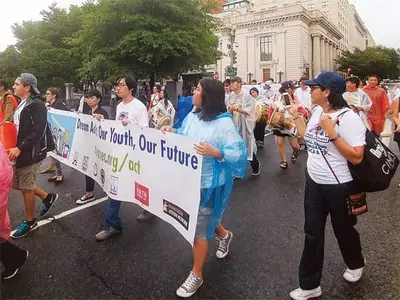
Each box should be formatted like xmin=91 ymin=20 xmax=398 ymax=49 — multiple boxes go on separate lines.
xmin=82 ymin=156 xmax=89 ymax=172
xmin=163 ymin=199 xmax=189 ymax=230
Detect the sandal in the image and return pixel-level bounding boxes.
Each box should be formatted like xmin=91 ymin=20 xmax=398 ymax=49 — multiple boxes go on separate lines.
xmin=54 ymin=176 xmax=63 ymax=185
xmin=280 ymin=161 xmax=288 ymax=169
xmin=291 ymin=150 xmax=300 ymax=163
xmin=41 ymin=168 xmax=56 ymax=174
xmin=48 ymin=175 xmax=57 ymax=182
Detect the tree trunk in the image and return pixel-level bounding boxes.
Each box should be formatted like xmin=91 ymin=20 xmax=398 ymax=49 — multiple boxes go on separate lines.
xmin=150 ymin=71 xmax=155 ymax=91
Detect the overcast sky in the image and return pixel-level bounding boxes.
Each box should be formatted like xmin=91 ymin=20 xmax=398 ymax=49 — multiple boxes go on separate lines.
xmin=1 ymin=0 xmax=399 ymax=51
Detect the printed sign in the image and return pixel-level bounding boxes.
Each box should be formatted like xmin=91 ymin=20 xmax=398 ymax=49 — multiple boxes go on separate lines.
xmin=47 ymin=109 xmax=202 ymax=245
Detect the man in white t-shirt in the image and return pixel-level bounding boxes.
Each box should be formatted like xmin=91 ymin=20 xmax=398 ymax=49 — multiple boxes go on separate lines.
xmin=294 ymin=80 xmax=312 ymax=110
xmin=95 ymin=75 xmax=153 ymax=242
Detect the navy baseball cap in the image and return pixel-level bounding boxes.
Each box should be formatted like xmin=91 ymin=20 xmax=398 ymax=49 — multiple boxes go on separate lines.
xmin=281 ymin=81 xmax=294 ymax=89
xmin=305 ymin=71 xmax=346 ymax=94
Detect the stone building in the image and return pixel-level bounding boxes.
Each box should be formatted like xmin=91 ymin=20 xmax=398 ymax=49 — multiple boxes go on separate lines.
xmin=208 ymin=0 xmax=375 ymax=82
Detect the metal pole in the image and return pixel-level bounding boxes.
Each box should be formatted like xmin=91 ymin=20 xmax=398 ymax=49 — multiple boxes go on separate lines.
xmin=229 ymin=31 xmax=235 ymax=68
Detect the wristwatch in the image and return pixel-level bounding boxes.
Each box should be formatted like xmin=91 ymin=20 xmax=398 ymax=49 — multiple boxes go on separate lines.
xmin=329 ymin=133 xmax=341 ymax=142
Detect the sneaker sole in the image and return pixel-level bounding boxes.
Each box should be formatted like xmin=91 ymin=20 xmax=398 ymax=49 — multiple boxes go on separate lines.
xmin=11 ymin=223 xmax=39 ymax=239
xmin=289 ymin=290 xmax=322 ymax=300
xmin=76 ymin=197 xmax=95 ymax=205
xmin=40 ymin=194 xmax=59 ymax=217
xmin=176 ymin=281 xmax=203 ymax=298
xmin=2 ymin=268 xmax=19 ymax=280
xmin=216 ymin=232 xmax=233 ymax=259
xmin=2 ymin=250 xmax=29 ymax=280
xmin=95 ymin=231 xmax=121 ymax=242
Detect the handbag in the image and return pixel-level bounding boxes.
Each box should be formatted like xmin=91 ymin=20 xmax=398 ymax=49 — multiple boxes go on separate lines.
xmin=316 ymin=118 xmax=367 ymax=216
xmin=319 ymin=147 xmax=368 ymax=216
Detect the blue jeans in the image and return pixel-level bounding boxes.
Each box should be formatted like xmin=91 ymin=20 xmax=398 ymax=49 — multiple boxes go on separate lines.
xmin=105 ymin=198 xmax=122 ymax=231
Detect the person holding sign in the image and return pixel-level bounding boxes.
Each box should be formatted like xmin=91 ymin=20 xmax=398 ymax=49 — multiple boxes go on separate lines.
xmin=161 ymin=79 xmax=247 ymax=298
xmin=95 ymin=75 xmax=153 ymax=242
xmin=77 ymin=89 xmax=109 ymax=205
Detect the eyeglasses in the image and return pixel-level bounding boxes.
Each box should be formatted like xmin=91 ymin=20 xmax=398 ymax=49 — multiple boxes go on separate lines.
xmin=310 ymin=86 xmax=322 ymax=91
xmin=116 ymin=83 xmax=127 ymax=88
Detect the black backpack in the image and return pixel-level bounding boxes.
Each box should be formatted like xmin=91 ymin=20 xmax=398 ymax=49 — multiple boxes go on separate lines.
xmin=339 ymin=112 xmax=399 ymax=192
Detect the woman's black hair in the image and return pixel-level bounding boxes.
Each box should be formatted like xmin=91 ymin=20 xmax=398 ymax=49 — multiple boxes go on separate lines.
xmin=118 ymin=74 xmax=137 ymax=96
xmin=194 ymin=78 xmax=226 ymax=121
xmin=320 ymin=87 xmax=348 ymax=110
xmin=279 ymin=86 xmax=288 ymax=94
xmin=86 ymin=89 xmax=102 ymax=104
xmin=47 ymin=87 xmax=60 ymax=98
xmin=345 ymin=77 xmax=360 ymax=87
xmin=159 ymin=90 xmax=169 ymax=109
xmin=249 ymin=87 xmax=259 ymax=96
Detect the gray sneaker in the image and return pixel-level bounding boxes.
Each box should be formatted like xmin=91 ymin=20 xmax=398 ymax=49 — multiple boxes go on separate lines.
xmin=95 ymin=227 xmax=121 ymax=241
xmin=176 ymin=271 xmax=203 ymax=298
xmin=216 ymin=231 xmax=233 ymax=259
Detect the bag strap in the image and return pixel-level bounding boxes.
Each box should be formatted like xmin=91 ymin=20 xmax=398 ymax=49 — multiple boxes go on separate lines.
xmin=315 ymin=109 xmax=350 ymax=185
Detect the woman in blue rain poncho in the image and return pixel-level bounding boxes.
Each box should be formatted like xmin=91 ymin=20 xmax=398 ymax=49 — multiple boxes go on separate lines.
xmin=161 ymin=79 xmax=247 ymax=298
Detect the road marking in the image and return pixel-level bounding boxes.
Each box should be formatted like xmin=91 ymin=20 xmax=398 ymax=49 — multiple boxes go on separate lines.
xmin=10 ymin=196 xmax=109 ymax=235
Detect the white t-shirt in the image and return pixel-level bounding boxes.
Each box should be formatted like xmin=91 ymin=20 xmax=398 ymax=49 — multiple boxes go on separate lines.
xmin=116 ymin=98 xmax=149 ymax=126
xmin=294 ymin=87 xmax=312 ymax=110
xmin=13 ymin=99 xmax=27 ymax=132
xmin=305 ymin=106 xmax=366 ymax=184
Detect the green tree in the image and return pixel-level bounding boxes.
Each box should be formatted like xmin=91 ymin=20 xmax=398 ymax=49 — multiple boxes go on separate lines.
xmin=10 ymin=3 xmax=85 ymax=90
xmin=0 ymin=46 xmax=21 ymax=86
xmin=69 ymin=0 xmax=221 ymax=86
xmin=337 ymin=46 xmax=400 ymax=80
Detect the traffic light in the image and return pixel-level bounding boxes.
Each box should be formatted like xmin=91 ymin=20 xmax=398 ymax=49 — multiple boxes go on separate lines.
xmin=233 ymin=51 xmax=237 ymax=64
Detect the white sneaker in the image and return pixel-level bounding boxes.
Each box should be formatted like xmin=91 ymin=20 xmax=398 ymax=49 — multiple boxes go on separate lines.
xmin=176 ymin=271 xmax=203 ymax=298
xmin=216 ymin=231 xmax=233 ymax=259
xmin=290 ymin=287 xmax=322 ymax=300
xmin=343 ymin=266 xmax=364 ymax=282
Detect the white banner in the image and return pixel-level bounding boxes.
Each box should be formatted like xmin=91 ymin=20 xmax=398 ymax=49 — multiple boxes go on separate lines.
xmin=47 ymin=109 xmax=203 ymax=245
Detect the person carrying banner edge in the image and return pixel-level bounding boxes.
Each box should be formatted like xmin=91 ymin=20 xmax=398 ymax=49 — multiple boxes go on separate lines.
xmin=9 ymin=73 xmax=58 ymax=239
xmin=94 ymin=74 xmax=155 ymax=242
xmin=161 ymin=78 xmax=247 ymax=298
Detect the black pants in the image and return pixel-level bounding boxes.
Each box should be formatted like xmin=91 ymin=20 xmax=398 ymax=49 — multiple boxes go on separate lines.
xmin=254 ymin=120 xmax=266 ymax=142
xmin=299 ymin=171 xmax=364 ymax=290
xmin=250 ymin=152 xmax=259 ymax=172
xmin=0 ymin=241 xmax=26 ymax=270
xmin=85 ymin=175 xmax=95 ymax=193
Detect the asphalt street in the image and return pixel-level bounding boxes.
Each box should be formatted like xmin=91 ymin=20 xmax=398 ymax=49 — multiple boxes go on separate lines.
xmin=1 ymin=135 xmax=400 ymax=300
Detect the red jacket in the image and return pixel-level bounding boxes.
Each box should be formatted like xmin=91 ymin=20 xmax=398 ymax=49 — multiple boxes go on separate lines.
xmin=363 ymin=86 xmax=390 ymax=135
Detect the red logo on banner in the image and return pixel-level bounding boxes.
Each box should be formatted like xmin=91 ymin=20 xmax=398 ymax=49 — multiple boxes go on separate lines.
xmin=135 ymin=182 xmax=149 ymax=206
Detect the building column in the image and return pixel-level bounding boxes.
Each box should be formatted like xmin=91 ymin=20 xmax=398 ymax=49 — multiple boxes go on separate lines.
xmin=325 ymin=39 xmax=329 ymax=71
xmin=328 ymin=42 xmax=333 ymax=71
xmin=320 ymin=37 xmax=325 ymax=70
xmin=312 ymin=34 xmax=321 ymax=77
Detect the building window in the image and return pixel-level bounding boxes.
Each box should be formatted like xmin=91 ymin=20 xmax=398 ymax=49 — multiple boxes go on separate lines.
xmin=322 ymin=1 xmax=329 ymax=8
xmin=260 ymin=36 xmax=272 ymax=61
xmin=308 ymin=4 xmax=315 ymax=10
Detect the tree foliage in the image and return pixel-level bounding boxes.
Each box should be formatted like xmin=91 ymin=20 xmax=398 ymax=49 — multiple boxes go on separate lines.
xmin=69 ymin=0 xmax=221 ymax=85
xmin=0 ymin=0 xmax=221 ymax=91
xmin=337 ymin=46 xmax=400 ymax=80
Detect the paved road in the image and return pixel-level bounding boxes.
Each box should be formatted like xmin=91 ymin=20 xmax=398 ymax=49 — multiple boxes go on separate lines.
xmin=2 ymin=136 xmax=400 ymax=300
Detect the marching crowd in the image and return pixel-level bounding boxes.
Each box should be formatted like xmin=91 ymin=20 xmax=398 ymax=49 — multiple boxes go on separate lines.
xmin=0 ymin=70 xmax=399 ymax=299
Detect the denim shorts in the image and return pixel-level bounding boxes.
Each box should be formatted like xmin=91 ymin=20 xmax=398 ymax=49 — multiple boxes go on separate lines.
xmin=195 ymin=187 xmax=223 ymax=241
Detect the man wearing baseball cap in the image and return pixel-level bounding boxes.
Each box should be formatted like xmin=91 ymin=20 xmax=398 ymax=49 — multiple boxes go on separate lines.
xmin=9 ymin=73 xmax=58 ymax=239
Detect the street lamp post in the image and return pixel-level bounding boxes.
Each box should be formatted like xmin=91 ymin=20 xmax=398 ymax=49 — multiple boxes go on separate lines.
xmin=247 ymin=71 xmax=253 ymax=83
xmin=278 ymin=69 xmax=283 ymax=83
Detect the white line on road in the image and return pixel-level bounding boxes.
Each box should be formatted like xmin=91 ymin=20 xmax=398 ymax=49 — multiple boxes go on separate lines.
xmin=10 ymin=196 xmax=109 ymax=235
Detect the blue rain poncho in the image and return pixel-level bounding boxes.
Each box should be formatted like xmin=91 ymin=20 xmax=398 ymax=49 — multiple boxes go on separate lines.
xmin=176 ymin=111 xmax=247 ymax=239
